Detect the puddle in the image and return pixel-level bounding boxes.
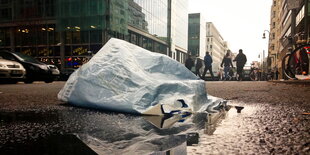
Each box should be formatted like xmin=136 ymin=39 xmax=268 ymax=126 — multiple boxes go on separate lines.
xmin=1 ymin=134 xmax=97 ymax=155
xmin=0 ymin=102 xmax=239 ymax=155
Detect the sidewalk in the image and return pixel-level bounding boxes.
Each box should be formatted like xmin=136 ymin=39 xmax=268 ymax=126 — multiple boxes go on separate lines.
xmin=269 ymin=79 xmax=310 ymax=85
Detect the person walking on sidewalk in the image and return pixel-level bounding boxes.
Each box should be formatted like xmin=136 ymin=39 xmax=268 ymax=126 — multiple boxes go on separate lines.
xmin=195 ymin=56 xmax=203 ymax=78
xmin=221 ymin=52 xmax=234 ymax=80
xmin=185 ymin=54 xmax=194 ymax=72
xmin=202 ymin=52 xmax=214 ymax=80
xmin=233 ymin=49 xmax=247 ymax=81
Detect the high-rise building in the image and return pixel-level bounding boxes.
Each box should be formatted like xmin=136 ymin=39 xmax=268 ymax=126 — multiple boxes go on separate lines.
xmin=268 ymin=1 xmax=279 ymax=70
xmin=267 ymin=0 xmax=281 ymax=76
xmin=187 ymin=13 xmax=206 ymax=59
xmin=0 ymin=0 xmax=188 ymax=71
xmin=206 ymin=22 xmax=228 ymax=75
xmin=169 ymin=0 xmax=188 ymax=63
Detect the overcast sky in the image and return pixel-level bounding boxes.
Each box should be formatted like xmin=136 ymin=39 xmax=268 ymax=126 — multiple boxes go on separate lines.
xmin=189 ymin=0 xmax=272 ymax=64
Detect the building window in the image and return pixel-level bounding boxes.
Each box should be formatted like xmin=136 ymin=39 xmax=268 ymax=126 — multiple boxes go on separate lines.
xmin=272 ymin=22 xmax=275 ymax=28
xmin=0 ymin=29 xmax=10 ymax=46
xmin=273 ymin=0 xmax=276 ymax=6
xmin=283 ymin=10 xmax=291 ymax=26
xmin=130 ymin=33 xmax=137 ymax=45
xmin=0 ymin=8 xmax=11 ymax=20
xmin=142 ymin=37 xmax=148 ymax=48
xmin=90 ymin=30 xmax=102 ymax=44
xmin=296 ymin=5 xmax=305 ymax=26
xmin=72 ymin=31 xmax=81 ymax=44
xmin=0 ymin=0 xmax=8 ymax=4
xmin=272 ymin=33 xmax=275 ymax=39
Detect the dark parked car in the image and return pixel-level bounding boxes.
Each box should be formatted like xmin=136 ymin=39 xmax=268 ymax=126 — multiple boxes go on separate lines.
xmin=59 ymin=68 xmax=76 ymax=81
xmin=0 ymin=50 xmax=60 ymax=83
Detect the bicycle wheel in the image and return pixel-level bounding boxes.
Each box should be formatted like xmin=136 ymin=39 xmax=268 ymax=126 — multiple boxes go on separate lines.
xmin=287 ymin=44 xmax=310 ymax=78
xmin=249 ymin=70 xmax=256 ymax=81
xmin=282 ymin=53 xmax=295 ymax=79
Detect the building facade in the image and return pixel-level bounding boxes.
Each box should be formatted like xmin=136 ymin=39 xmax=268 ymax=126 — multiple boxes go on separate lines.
xmin=187 ymin=13 xmax=206 ymax=59
xmin=267 ymin=0 xmax=281 ymax=74
xmin=170 ymin=0 xmax=188 ymax=63
xmin=0 ymin=0 xmax=188 ymax=71
xmin=206 ymin=22 xmax=228 ymax=75
xmin=269 ymin=0 xmax=310 ymax=79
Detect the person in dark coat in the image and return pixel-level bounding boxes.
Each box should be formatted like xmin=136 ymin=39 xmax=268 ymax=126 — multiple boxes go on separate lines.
xmin=195 ymin=57 xmax=203 ymax=78
xmin=221 ymin=52 xmax=234 ymax=80
xmin=185 ymin=54 xmax=194 ymax=71
xmin=202 ymin=52 xmax=214 ymax=80
xmin=233 ymin=49 xmax=247 ymax=81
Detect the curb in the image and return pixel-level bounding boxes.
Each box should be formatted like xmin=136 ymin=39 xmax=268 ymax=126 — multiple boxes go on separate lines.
xmin=269 ymin=80 xmax=310 ymax=85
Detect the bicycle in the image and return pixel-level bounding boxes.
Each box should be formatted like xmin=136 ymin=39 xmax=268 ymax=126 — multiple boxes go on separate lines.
xmin=282 ymin=33 xmax=310 ymax=80
xmin=266 ymin=70 xmax=274 ymax=81
xmin=249 ymin=63 xmax=260 ymax=81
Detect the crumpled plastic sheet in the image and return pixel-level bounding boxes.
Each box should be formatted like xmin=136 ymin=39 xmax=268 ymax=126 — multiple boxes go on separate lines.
xmin=58 ymin=38 xmax=222 ymax=115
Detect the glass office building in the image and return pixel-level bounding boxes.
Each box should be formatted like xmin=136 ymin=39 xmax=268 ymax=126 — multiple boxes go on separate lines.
xmin=188 ymin=13 xmax=206 ymax=59
xmin=188 ymin=14 xmax=200 ymax=57
xmin=170 ymin=0 xmax=188 ymax=62
xmin=128 ymin=0 xmax=169 ymax=54
xmin=0 ymin=0 xmax=188 ymax=71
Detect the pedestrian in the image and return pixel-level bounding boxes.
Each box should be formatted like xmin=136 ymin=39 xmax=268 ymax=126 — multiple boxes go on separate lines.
xmin=195 ymin=56 xmax=203 ymax=78
xmin=275 ymin=69 xmax=279 ymax=80
xmin=202 ymin=51 xmax=214 ymax=80
xmin=229 ymin=67 xmax=236 ymax=80
xmin=233 ymin=49 xmax=247 ymax=81
xmin=185 ymin=54 xmax=194 ymax=72
xmin=221 ymin=52 xmax=234 ymax=80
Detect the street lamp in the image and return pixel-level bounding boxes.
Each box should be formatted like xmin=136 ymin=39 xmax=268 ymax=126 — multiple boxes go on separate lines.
xmin=262 ymin=30 xmax=270 ymax=39
xmin=262 ymin=29 xmax=278 ymax=80
xmin=261 ymin=30 xmax=271 ymax=80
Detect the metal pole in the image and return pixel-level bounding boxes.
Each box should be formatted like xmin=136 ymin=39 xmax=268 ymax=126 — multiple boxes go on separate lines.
xmin=305 ymin=0 xmax=309 ymax=40
xmin=263 ymin=50 xmax=265 ymax=80
xmin=60 ymin=32 xmax=65 ymax=72
xmin=167 ymin=0 xmax=172 ymax=57
xmin=262 ymin=30 xmax=270 ymax=73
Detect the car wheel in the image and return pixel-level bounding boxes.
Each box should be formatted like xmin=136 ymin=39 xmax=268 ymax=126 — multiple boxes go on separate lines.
xmin=9 ymin=79 xmax=18 ymax=84
xmin=24 ymin=78 xmax=34 ymax=84
xmin=44 ymin=79 xmax=53 ymax=83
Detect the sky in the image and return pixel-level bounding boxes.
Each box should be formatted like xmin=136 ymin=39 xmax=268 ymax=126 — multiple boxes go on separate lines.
xmin=189 ymin=0 xmax=272 ymax=64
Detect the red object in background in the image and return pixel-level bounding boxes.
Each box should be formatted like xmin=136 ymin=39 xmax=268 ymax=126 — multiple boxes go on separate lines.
xmin=303 ymin=46 xmax=310 ymax=54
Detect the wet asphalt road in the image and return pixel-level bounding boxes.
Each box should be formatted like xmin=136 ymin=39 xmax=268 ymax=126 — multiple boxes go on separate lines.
xmin=189 ymin=81 xmax=310 ymax=154
xmin=0 ymin=81 xmax=309 ymax=155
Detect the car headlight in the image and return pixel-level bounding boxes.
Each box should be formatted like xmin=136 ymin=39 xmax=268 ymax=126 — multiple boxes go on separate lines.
xmin=38 ymin=65 xmax=48 ymax=70
xmin=47 ymin=65 xmax=58 ymax=69
xmin=0 ymin=63 xmax=7 ymax=69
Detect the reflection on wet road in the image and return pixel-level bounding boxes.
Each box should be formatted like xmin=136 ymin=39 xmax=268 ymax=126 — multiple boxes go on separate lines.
xmin=0 ymin=102 xmax=235 ymax=155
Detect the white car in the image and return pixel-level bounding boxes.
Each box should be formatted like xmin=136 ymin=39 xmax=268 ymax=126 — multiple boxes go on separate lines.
xmin=47 ymin=64 xmax=60 ymax=76
xmin=0 ymin=57 xmax=26 ymax=83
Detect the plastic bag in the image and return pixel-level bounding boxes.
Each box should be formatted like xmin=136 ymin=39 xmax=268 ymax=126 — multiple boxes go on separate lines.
xmin=58 ymin=38 xmax=215 ymax=115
